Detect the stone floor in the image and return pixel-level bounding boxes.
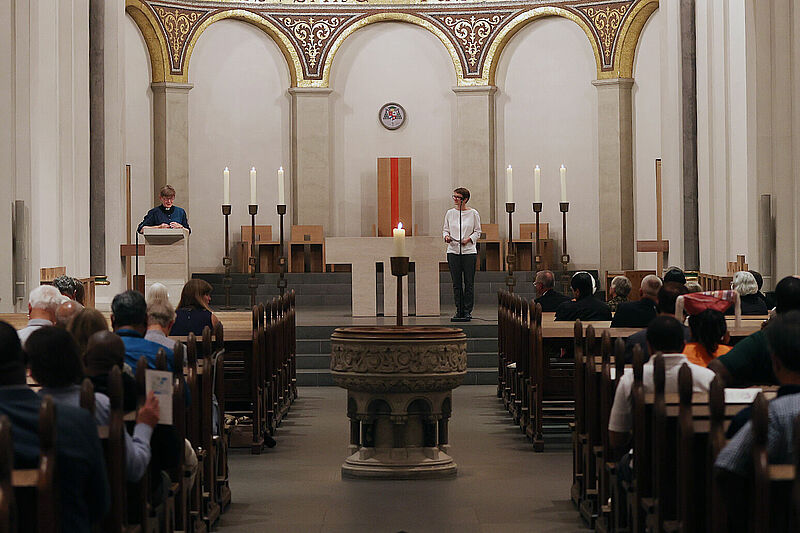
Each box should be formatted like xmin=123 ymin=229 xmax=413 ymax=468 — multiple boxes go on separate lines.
xmin=217 ymin=386 xmax=590 ymax=533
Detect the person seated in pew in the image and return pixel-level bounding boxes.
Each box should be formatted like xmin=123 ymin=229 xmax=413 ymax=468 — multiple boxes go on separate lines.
xmin=608 ymin=316 xmax=715 ymax=463
xmin=610 ymin=274 xmax=662 ymax=328
xmin=724 ymin=311 xmax=800 ymax=438
xmin=709 ymin=276 xmax=800 ymax=387
xmin=52 ymin=274 xmax=79 ymax=300
xmin=727 ymin=270 xmax=769 ymax=316
xmin=145 ymin=298 xmax=178 ymax=353
xmin=0 ymin=321 xmax=110 ymax=533
xmin=111 ymin=290 xmax=176 ymax=372
xmin=623 ymin=282 xmax=691 ymax=363
xmin=16 ymin=285 xmax=64 ymax=346
xmin=26 ymin=326 xmax=160 ymax=483
xmin=663 ymin=266 xmax=687 ymax=285
xmin=67 ymin=307 xmax=110 ymax=355
xmin=554 ymin=271 xmax=612 ymax=321
xmin=714 ymin=311 xmax=800 ymax=532
xmin=54 ymin=298 xmax=83 ymax=328
xmin=170 ymin=279 xmax=220 ymax=336
xmin=606 ymin=275 xmax=632 ymax=313
xmin=683 ymin=309 xmax=731 ymax=367
xmin=534 ymin=269 xmax=570 ymax=312
xmin=84 ymin=330 xmax=138 ymax=412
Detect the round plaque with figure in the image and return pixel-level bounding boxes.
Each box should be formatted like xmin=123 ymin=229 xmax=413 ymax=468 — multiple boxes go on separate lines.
xmin=379 ymin=103 xmax=406 ymax=130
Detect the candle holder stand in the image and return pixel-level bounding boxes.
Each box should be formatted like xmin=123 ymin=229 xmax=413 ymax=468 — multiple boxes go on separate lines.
xmin=277 ymin=204 xmax=288 ymax=296
xmin=532 ymin=202 xmax=543 ymax=272
xmin=559 ymin=202 xmax=570 ymax=271
xmin=221 ymin=204 xmax=235 ymax=309
xmin=390 ymin=256 xmax=410 ymax=327
xmin=248 ymin=204 xmax=259 ymax=308
xmin=505 ymin=202 xmax=516 ymax=292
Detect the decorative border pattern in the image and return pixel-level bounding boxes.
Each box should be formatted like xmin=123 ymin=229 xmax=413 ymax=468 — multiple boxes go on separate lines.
xmin=127 ymin=0 xmax=659 ymax=86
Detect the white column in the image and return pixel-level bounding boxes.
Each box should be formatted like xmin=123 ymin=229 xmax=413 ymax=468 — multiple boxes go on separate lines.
xmin=452 ymin=86 xmax=496 ymax=223
xmin=289 ymin=87 xmax=332 ymax=231
xmin=593 ymin=78 xmax=635 ymax=280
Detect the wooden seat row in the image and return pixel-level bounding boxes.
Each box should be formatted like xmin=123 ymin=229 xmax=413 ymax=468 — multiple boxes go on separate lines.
xmin=497 ymin=290 xmax=573 ymax=452
xmin=569 ymin=319 xmax=800 ymax=533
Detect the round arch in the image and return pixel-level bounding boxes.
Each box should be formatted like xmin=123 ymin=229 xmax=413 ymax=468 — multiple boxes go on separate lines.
xmin=318 ymin=12 xmax=463 ymax=88
xmin=182 ymin=10 xmax=300 ymax=87
xmin=125 ymin=0 xmax=171 ymax=82
xmin=483 ymin=6 xmax=604 ymax=85
xmin=614 ymin=0 xmax=659 ymax=78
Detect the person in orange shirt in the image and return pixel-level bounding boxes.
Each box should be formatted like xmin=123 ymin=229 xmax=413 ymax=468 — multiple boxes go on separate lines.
xmin=683 ymin=309 xmax=732 ymax=366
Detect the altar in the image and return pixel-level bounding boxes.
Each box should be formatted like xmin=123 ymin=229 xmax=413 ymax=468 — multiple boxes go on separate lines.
xmin=325 ymin=236 xmax=444 ymax=317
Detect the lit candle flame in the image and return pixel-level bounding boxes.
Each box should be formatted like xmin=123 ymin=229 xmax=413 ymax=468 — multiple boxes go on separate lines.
xmin=397 ymin=222 xmax=403 ymax=230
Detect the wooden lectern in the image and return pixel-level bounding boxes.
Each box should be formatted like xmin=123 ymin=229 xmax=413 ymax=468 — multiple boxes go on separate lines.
xmin=142 ymin=228 xmax=189 ymax=307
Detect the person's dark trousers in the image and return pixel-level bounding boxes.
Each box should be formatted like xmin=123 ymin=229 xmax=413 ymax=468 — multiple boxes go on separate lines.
xmin=447 ymin=253 xmax=477 ymax=316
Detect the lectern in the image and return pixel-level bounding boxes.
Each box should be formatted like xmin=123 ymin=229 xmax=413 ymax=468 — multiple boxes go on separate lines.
xmin=142 ymin=228 xmax=189 ymax=307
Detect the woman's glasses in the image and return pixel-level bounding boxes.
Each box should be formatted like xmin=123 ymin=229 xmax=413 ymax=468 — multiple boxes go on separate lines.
xmin=452 ymin=195 xmax=463 ymax=200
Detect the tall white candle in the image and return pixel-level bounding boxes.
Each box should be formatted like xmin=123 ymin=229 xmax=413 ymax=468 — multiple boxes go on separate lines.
xmin=506 ymin=165 xmax=513 ymax=203
xmin=277 ymin=167 xmax=285 ymax=205
xmin=223 ymin=167 xmax=230 ymax=205
xmin=560 ymin=165 xmax=567 ymax=202
xmin=534 ymin=165 xmax=541 ymax=203
xmin=392 ymin=222 xmax=406 ymax=256
xmin=250 ymin=167 xmax=257 ymax=205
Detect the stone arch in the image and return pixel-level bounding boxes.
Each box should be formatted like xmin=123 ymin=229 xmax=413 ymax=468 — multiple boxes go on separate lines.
xmin=182 ymin=10 xmax=300 ymax=87
xmin=614 ymin=0 xmax=659 ymax=78
xmin=321 ymin=13 xmax=463 ymax=89
xmin=125 ymin=0 xmax=171 ymax=82
xmin=483 ymin=6 xmax=604 ymax=85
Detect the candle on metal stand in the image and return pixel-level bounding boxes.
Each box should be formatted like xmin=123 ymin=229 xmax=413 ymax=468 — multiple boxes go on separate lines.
xmin=250 ymin=167 xmax=257 ymax=205
xmin=534 ymin=165 xmax=541 ymax=203
xmin=278 ymin=166 xmax=285 ymax=205
xmin=560 ymin=165 xmax=567 ymax=202
xmin=506 ymin=165 xmax=513 ymax=203
xmin=393 ymin=222 xmax=406 ymax=257
xmin=223 ymin=167 xmax=230 ymax=205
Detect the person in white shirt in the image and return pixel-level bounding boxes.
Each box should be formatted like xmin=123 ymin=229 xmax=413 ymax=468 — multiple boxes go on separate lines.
xmin=17 ymin=285 xmax=65 ymax=346
xmin=442 ymin=187 xmax=481 ymax=321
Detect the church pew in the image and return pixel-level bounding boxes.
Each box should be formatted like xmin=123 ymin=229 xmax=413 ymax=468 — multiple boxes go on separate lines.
xmin=212 ymin=322 xmax=232 ymax=513
xmin=578 ymin=327 xmax=600 ymax=526
xmin=184 ymin=335 xmax=208 ymax=533
xmin=198 ymin=327 xmax=221 ymax=529
xmin=0 ymin=415 xmax=15 ymax=533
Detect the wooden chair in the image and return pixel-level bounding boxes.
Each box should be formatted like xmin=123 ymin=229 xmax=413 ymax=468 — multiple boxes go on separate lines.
xmin=238 ymin=225 xmax=276 ymax=273
xmin=289 ymin=225 xmax=324 ymax=273
xmin=477 ymin=223 xmax=503 ymax=271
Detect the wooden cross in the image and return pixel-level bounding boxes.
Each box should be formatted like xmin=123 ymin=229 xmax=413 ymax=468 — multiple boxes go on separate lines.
xmin=636 ymin=159 xmax=670 ymax=274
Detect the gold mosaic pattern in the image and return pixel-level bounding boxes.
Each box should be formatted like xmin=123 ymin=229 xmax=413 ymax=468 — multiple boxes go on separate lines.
xmin=127 ymin=0 xmax=658 ymax=86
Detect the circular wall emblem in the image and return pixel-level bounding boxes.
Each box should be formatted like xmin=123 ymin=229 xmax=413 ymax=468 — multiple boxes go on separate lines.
xmin=379 ymin=103 xmax=406 ymax=130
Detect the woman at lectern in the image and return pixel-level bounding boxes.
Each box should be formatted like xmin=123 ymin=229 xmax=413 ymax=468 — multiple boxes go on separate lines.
xmin=137 ymin=185 xmax=191 ymax=234
xmin=443 ymin=187 xmax=481 ymax=322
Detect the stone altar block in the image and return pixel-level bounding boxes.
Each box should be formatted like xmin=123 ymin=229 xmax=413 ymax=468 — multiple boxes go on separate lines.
xmin=142 ymin=228 xmax=189 ymax=307
xmin=325 ymin=236 xmax=443 ymax=317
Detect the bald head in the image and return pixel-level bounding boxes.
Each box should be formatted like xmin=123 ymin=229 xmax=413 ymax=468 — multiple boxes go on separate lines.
xmin=84 ymin=331 xmax=125 ymax=377
xmin=640 ymin=275 xmax=663 ymax=301
xmin=534 ymin=270 xmax=556 ymax=297
xmin=55 ymin=300 xmax=84 ymax=328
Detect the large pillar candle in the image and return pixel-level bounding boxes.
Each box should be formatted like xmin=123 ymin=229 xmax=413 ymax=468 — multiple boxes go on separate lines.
xmin=250 ymin=167 xmax=257 ymax=205
xmin=560 ymin=165 xmax=567 ymax=202
xmin=277 ymin=166 xmax=285 ymax=205
xmin=534 ymin=165 xmax=541 ymax=203
xmin=506 ymin=165 xmax=513 ymax=203
xmin=223 ymin=167 xmax=230 ymax=205
xmin=393 ymin=223 xmax=406 ymax=256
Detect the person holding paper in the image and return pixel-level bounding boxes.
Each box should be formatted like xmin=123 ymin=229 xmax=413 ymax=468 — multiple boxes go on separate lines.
xmin=443 ymin=187 xmax=481 ymax=321
xmin=137 ymin=184 xmax=191 ymax=234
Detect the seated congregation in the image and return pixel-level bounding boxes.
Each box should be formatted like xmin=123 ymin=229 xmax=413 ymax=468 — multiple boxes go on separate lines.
xmin=505 ymin=268 xmax=800 ymax=532
xmin=0 ymin=278 xmax=236 ymax=532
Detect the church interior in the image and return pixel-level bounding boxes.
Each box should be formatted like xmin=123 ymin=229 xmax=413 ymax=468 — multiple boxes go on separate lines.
xmin=2 ymin=0 xmax=800 ymax=531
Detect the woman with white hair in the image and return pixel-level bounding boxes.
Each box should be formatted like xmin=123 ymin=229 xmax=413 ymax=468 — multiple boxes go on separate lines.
xmin=729 ymin=271 xmax=769 ymax=315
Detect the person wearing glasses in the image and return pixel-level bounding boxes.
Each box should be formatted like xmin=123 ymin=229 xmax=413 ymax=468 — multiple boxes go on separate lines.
xmin=443 ymin=188 xmax=481 ymax=321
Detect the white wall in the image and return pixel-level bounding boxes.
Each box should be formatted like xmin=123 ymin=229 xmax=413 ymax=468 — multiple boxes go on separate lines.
xmin=187 ymin=20 xmax=290 ymax=272
xmin=495 ymin=16 xmax=598 ymax=269
xmin=330 ymin=22 xmax=456 ymax=237
xmin=632 ymin=9 xmax=663 ymax=271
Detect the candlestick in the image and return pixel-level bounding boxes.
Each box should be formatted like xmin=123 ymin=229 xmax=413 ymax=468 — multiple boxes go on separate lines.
xmin=277 ymin=203 xmax=287 ymax=295
xmin=390 ymin=256 xmax=410 ymax=326
xmin=532 ymin=201 xmax=543 ymax=269
xmin=277 ymin=167 xmax=285 ymax=206
xmin=506 ymin=165 xmax=513 ymax=204
xmin=534 ymin=165 xmax=541 ymax=203
xmin=248 ymin=204 xmax=259 ymax=308
xmin=223 ymin=167 xmax=230 ymax=205
xmin=560 ymin=202 xmax=570 ymax=270
xmin=250 ymin=167 xmax=257 ymax=205
xmin=505 ymin=202 xmax=516 ymax=292
xmin=560 ymin=165 xmax=567 ymax=203
xmin=221 ymin=204 xmax=234 ymax=309
xmin=392 ymin=223 xmax=406 ymax=257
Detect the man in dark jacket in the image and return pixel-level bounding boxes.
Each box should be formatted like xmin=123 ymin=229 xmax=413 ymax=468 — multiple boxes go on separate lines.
xmin=534 ymin=270 xmax=570 ymax=312
xmin=611 ymin=274 xmax=662 ymax=327
xmin=555 ymin=272 xmax=612 ymax=321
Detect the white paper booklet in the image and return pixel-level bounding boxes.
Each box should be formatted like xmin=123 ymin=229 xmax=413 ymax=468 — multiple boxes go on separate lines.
xmin=145 ymin=369 xmax=174 ymax=425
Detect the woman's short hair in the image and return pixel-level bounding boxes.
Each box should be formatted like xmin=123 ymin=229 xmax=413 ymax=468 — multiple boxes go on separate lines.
xmin=160 ymin=185 xmax=176 ymax=198
xmin=732 ymin=271 xmax=758 ymax=296
xmin=177 ymin=279 xmax=213 ymax=311
xmin=453 ymin=187 xmax=470 ymax=202
xmin=27 ymin=326 xmax=84 ymax=388
xmin=146 ymin=282 xmax=170 ymax=305
xmin=685 ymin=281 xmax=704 ymax=293
xmin=148 ymin=299 xmax=176 ymax=328
xmin=67 ymin=308 xmax=109 ymax=354
xmin=611 ymin=276 xmax=632 ymax=299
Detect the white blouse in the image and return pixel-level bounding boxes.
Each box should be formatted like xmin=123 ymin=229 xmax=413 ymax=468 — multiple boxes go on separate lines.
xmin=442 ymin=207 xmax=481 ymax=255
